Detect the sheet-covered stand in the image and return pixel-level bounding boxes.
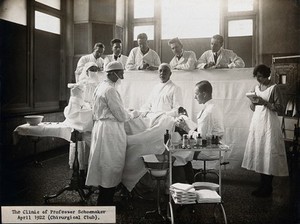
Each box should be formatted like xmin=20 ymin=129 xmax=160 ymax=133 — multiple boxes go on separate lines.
xmin=13 ymin=123 xmax=93 ymax=203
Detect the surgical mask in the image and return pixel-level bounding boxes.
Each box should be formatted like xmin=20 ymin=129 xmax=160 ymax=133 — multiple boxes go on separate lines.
xmin=115 ymin=78 xmax=122 ymax=87
xmin=88 ymin=71 xmax=100 ymax=83
xmin=112 ymin=72 xmax=122 ymax=89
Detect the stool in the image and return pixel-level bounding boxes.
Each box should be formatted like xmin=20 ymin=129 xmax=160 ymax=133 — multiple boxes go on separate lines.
xmin=142 ymin=154 xmax=173 ymax=220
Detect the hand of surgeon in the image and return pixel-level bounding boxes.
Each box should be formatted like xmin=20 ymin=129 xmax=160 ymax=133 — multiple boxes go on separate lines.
xmin=129 ymin=110 xmax=141 ymax=119
xmin=175 ymin=118 xmax=190 ymax=133
xmin=140 ymin=111 xmax=150 ymax=117
xmin=178 ymin=107 xmax=188 ymax=116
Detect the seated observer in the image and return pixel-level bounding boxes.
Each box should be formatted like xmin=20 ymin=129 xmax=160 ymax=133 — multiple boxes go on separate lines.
xmin=74 ymin=42 xmax=105 ymax=82
xmin=168 ymin=37 xmax=197 ymax=70
xmin=103 ymin=38 xmax=128 ymax=69
xmin=197 ymin=34 xmax=245 ymax=69
xmin=125 ymin=33 xmax=161 ymax=71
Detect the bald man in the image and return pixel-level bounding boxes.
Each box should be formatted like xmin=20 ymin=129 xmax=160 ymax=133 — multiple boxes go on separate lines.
xmin=140 ymin=63 xmax=183 ymax=117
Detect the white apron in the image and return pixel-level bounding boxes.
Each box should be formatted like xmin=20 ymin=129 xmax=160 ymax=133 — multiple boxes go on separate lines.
xmin=242 ymin=85 xmax=288 ymax=176
xmin=85 ymin=119 xmax=126 ymax=187
xmin=85 ymin=80 xmax=129 ymax=188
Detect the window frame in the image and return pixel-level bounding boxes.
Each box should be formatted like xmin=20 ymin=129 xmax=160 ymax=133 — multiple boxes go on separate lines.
xmin=223 ymin=0 xmax=258 ymax=66
xmin=128 ymin=0 xmax=258 ymax=64
xmin=1 ymin=0 xmax=66 ymax=115
xmin=127 ymin=0 xmax=161 ymax=55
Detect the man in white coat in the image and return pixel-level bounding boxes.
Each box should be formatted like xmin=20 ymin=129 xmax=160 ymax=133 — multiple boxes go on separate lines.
xmin=85 ymin=61 xmax=139 ymax=206
xmin=126 ymin=33 xmax=161 ymax=70
xmin=196 ymin=34 xmax=245 ymax=69
xmin=176 ymin=80 xmax=224 ymax=182
xmin=168 ymin=37 xmax=197 ymax=70
xmin=74 ymin=43 xmax=105 ymax=82
xmin=140 ymin=63 xmax=183 ymax=117
xmin=103 ymin=38 xmax=128 ymax=69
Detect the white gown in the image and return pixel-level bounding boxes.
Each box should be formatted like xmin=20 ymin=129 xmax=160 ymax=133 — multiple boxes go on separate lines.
xmin=85 ymin=80 xmax=130 ymax=188
xmin=242 ymin=85 xmax=288 ymax=176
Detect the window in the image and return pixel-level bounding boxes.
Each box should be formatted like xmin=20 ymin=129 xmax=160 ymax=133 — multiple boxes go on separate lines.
xmin=228 ymin=0 xmax=253 ymax=12
xmin=134 ymin=25 xmax=154 ymax=40
xmin=161 ymin=0 xmax=220 ymax=39
xmin=1 ymin=0 xmax=65 ymax=114
xmin=0 ymin=0 xmax=26 ymax=25
xmin=35 ymin=11 xmax=61 ymax=34
xmin=228 ymin=19 xmax=253 ymax=37
xmin=134 ymin=0 xmax=154 ymax=18
xmin=35 ymin=0 xmax=61 ymax=10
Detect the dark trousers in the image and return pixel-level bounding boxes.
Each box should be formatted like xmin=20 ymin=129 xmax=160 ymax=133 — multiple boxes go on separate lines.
xmin=97 ymin=186 xmax=116 ymax=206
xmin=260 ymin=174 xmax=273 ymax=189
xmin=172 ymin=161 xmax=194 ymax=184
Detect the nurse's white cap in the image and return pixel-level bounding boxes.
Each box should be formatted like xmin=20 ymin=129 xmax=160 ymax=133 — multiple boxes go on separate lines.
xmin=105 ymin=61 xmax=123 ymax=72
xmin=83 ymin=62 xmax=98 ymax=72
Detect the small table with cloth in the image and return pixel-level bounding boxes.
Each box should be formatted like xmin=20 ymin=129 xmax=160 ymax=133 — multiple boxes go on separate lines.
xmin=13 ymin=122 xmax=93 ymax=203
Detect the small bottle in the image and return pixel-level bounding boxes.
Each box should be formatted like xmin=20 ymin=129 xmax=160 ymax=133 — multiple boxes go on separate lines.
xmin=189 ymin=136 xmax=195 ymax=149
xmin=182 ymin=134 xmax=188 ymax=149
xmin=195 ymin=133 xmax=202 ymax=148
xmin=164 ymin=129 xmax=170 ymax=144
xmin=212 ymin=135 xmax=215 ymax=146
xmin=196 ymin=133 xmax=202 ymax=147
xmin=187 ymin=136 xmax=191 ymax=149
xmin=206 ymin=136 xmax=212 ymax=147
xmin=202 ymin=139 xmax=207 ymax=147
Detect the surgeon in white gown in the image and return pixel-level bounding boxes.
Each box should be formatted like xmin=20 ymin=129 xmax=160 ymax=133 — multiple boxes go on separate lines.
xmin=85 ymin=61 xmax=139 ymax=205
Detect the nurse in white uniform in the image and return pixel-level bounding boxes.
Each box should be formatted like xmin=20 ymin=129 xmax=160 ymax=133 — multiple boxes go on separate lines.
xmin=242 ymin=64 xmax=288 ymax=197
xmin=85 ymin=61 xmax=139 ymax=205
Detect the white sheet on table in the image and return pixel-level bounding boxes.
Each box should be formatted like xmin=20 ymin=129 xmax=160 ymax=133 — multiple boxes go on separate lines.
xmin=122 ymin=113 xmax=175 ymax=191
xmin=117 ymin=69 xmax=257 ymax=169
xmin=13 ymin=123 xmax=72 ymax=145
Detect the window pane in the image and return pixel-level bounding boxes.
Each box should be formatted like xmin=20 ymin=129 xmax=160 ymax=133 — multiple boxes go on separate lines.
xmin=0 ymin=0 xmax=26 ymax=25
xmin=35 ymin=11 xmax=60 ymax=34
xmin=134 ymin=25 xmax=154 ymax=40
xmin=162 ymin=0 xmax=220 ymax=39
xmin=228 ymin=0 xmax=253 ymax=12
xmin=35 ymin=0 xmax=61 ymax=10
xmin=134 ymin=0 xmax=154 ymax=18
xmin=228 ymin=19 xmax=253 ymax=37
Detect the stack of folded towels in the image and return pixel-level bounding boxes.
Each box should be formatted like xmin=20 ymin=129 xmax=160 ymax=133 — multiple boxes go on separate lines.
xmin=193 ymin=182 xmax=221 ymax=203
xmin=170 ymin=182 xmax=221 ymax=204
xmin=170 ymin=183 xmax=197 ymax=204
